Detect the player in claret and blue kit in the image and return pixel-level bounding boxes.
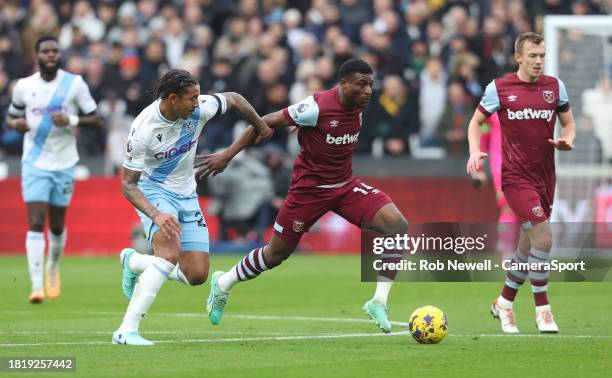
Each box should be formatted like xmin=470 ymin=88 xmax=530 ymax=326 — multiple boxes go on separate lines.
xmin=198 ymin=59 xmax=409 ymax=333
xmin=467 ymin=32 xmax=576 ymax=334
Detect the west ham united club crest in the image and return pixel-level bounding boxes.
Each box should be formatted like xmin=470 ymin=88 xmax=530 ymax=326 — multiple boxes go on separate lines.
xmin=532 ymin=206 xmax=544 ymax=218
xmin=292 ymin=220 xmax=304 ymax=233
xmin=542 ymin=90 xmax=555 ymax=104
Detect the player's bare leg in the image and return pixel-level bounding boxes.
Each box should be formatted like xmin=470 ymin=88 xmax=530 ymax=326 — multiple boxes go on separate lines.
xmin=361 ymin=203 xmax=408 ymax=333
xmin=209 ymin=235 xmax=297 ymax=325
xmin=45 ymin=205 xmax=67 ymax=300
xmin=526 ymin=221 xmax=558 ymax=333
xmin=26 ymin=202 xmax=48 ymax=304
xmin=113 ymin=232 xmax=181 ymax=346
xmin=492 ymin=229 xmax=530 ymax=333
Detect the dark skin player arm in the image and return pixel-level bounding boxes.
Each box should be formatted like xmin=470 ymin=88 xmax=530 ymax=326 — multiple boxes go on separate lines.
xmin=194 ymin=110 xmax=291 ymax=178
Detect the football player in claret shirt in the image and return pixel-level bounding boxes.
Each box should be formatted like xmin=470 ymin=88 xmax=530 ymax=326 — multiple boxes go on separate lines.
xmin=467 ymin=32 xmax=576 ymax=334
xmin=198 ymin=59 xmax=408 ymax=333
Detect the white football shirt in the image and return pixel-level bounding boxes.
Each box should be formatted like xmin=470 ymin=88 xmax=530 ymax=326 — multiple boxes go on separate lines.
xmin=123 ymin=94 xmax=228 ymax=196
xmin=8 ymin=69 xmax=97 ymax=170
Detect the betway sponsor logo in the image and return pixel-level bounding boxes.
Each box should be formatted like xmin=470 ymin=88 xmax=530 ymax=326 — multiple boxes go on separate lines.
xmin=507 ymin=108 xmax=555 ymax=122
xmin=154 ymin=140 xmax=196 ymax=160
xmin=326 ymin=132 xmax=359 ymax=145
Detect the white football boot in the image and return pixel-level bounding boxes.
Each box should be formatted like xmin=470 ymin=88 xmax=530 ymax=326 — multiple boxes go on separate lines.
xmin=535 ymin=305 xmax=559 ymax=333
xmin=491 ymin=299 xmax=520 ymax=333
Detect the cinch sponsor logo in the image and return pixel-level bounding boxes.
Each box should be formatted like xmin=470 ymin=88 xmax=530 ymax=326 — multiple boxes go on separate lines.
xmin=154 ymin=140 xmax=196 ymax=160
xmin=507 ymin=108 xmax=555 ymax=122
xmin=32 ymin=105 xmax=68 ymax=116
xmin=326 ymin=132 xmax=359 ymax=145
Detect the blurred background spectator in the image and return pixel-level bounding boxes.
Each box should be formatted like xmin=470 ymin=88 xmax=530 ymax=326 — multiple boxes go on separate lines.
xmin=2 ymin=0 xmax=609 ymax=161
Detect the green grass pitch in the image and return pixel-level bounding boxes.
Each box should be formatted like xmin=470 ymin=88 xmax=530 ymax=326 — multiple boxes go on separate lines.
xmin=1 ymin=254 xmax=611 ymax=377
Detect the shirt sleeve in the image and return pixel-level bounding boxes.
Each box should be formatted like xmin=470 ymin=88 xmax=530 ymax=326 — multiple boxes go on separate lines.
xmin=123 ymin=125 xmax=146 ymax=171
xmin=476 ymin=81 xmax=500 ymax=117
xmin=7 ymin=79 xmax=26 ymax=118
xmin=199 ymin=94 xmax=228 ymax=123
xmin=74 ymin=75 xmax=98 ymax=114
xmin=282 ymin=96 xmax=319 ymax=127
xmin=556 ymin=78 xmax=570 ymax=113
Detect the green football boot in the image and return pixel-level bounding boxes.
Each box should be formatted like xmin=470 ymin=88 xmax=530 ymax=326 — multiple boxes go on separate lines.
xmin=363 ymin=299 xmax=392 ymax=334
xmin=120 ymin=248 xmax=139 ymax=300
xmin=207 ymin=271 xmax=229 ymax=325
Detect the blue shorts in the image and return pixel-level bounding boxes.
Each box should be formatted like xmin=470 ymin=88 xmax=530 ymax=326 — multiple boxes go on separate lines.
xmin=21 ymin=162 xmax=75 ymax=207
xmin=136 ymin=181 xmax=209 ymax=253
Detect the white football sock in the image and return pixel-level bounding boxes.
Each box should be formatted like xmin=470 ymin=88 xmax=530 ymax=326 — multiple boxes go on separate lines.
xmin=372 ymin=276 xmax=393 ymax=306
xmin=26 ymin=231 xmax=45 ymax=292
xmin=128 ymin=252 xmax=188 ymax=284
xmin=47 ymin=229 xmax=66 ymax=270
xmin=497 ymin=295 xmax=514 ymax=308
xmin=218 ymin=269 xmax=239 ymax=293
xmin=168 ymin=263 xmax=189 ymax=285
xmin=118 ymin=257 xmax=174 ymax=332
xmin=128 ymin=252 xmax=155 ymax=273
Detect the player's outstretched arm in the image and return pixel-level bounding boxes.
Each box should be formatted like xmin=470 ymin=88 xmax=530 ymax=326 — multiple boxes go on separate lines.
xmin=466 ymin=109 xmax=489 ymax=175
xmin=548 ymin=108 xmax=576 ymax=151
xmin=195 ymin=110 xmax=290 ymax=178
xmin=121 ymin=167 xmax=180 ymax=240
xmin=221 ymin=92 xmax=272 ymax=138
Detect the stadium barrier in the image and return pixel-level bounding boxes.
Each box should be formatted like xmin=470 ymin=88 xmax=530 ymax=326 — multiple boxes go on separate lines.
xmin=0 ymin=177 xmax=498 ymax=254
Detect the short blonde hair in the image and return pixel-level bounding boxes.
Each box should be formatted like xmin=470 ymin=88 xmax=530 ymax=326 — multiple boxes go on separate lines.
xmin=514 ymin=32 xmax=544 ymax=54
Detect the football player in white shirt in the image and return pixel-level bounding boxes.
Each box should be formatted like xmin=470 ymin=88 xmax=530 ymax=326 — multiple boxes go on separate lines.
xmin=112 ymin=69 xmax=272 ymax=345
xmin=6 ymin=36 xmax=101 ymax=304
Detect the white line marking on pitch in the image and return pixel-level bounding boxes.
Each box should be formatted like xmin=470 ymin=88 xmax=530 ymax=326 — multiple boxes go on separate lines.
xmin=0 ymin=331 xmax=411 ymax=347
xmin=3 ymin=331 xmax=612 ymax=348
xmin=0 ymin=310 xmax=410 ymax=326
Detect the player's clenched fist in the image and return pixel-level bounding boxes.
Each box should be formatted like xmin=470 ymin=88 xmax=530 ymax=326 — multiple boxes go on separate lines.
xmin=9 ymin=118 xmax=30 ymax=133
xmin=153 ymin=213 xmax=181 ymax=240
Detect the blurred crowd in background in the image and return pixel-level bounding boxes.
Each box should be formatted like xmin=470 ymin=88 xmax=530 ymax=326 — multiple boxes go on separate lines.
xmin=2 ymin=0 xmax=611 ymax=161
xmin=1 ymin=0 xmax=610 ymax=243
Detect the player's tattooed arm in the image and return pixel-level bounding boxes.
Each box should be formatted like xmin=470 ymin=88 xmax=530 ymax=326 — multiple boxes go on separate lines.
xmin=121 ymin=167 xmax=180 ymax=239
xmin=466 ymin=109 xmax=489 ymax=175
xmin=221 ymin=92 xmax=273 ymax=138
xmin=50 ymin=111 xmax=102 ymax=129
xmin=549 ymin=108 xmax=576 ymax=151
xmin=5 ymin=115 xmax=30 ymax=133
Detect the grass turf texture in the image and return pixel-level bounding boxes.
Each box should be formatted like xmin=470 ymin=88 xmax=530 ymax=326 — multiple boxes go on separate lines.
xmin=1 ymin=255 xmax=610 ymax=378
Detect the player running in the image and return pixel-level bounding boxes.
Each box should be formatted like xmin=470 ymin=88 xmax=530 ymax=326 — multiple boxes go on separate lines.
xmin=112 ymin=69 xmax=271 ymax=345
xmin=197 ymin=59 xmax=408 ymax=333
xmin=466 ymin=32 xmax=576 ymax=334
xmin=6 ymin=36 xmax=101 ymax=304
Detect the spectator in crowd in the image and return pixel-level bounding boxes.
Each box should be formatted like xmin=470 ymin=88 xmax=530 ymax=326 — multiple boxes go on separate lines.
xmin=1 ymin=0 xmax=609 ymax=164
xmin=207 ymin=152 xmax=273 ymax=243
xmin=361 ymin=74 xmax=418 ymax=156
xmin=437 ymin=81 xmax=472 ymax=155
xmin=419 ymin=57 xmax=447 ymax=146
